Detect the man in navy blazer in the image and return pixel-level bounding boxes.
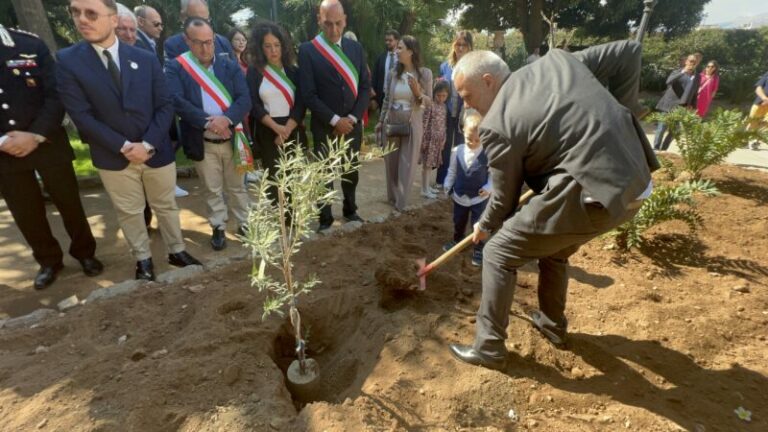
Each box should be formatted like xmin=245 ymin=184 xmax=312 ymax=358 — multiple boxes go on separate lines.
xmin=134 ymin=4 xmax=163 ymax=61
xmin=370 ymin=29 xmax=400 ymax=110
xmin=166 ymin=17 xmax=251 ymax=251
xmin=57 ymin=0 xmax=201 ymax=281
xmin=298 ymin=0 xmax=371 ymax=231
xmin=163 ymin=0 xmax=233 ymax=67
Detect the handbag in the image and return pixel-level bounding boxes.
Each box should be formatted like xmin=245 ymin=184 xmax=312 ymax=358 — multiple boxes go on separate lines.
xmin=385 ymin=105 xmax=412 ymax=137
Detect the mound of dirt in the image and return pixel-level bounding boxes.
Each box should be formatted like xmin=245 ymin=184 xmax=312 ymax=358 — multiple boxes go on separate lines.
xmin=1 ymin=161 xmax=767 ymax=431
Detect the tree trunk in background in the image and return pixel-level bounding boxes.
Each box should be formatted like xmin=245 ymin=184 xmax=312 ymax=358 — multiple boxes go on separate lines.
xmin=398 ymin=9 xmax=416 ymax=36
xmin=10 ymin=0 xmax=58 ymax=52
xmin=515 ymin=0 xmax=544 ymax=55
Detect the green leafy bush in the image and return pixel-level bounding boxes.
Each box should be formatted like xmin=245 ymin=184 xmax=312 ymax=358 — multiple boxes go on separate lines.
xmin=615 ymin=180 xmax=719 ymax=250
xmin=648 ymin=108 xmax=766 ymax=180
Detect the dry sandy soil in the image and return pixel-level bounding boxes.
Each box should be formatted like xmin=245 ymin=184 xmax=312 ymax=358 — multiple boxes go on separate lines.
xmin=0 ymin=160 xmax=766 ymax=431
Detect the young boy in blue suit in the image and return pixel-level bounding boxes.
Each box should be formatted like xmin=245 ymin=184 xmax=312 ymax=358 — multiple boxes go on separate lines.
xmin=443 ymin=111 xmax=491 ymax=266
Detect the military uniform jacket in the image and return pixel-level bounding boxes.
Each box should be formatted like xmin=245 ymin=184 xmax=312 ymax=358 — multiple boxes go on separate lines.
xmin=0 ymin=28 xmax=72 ymax=173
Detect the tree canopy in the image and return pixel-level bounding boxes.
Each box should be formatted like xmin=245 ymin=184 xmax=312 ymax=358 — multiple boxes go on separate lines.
xmin=460 ymin=0 xmax=712 ymax=54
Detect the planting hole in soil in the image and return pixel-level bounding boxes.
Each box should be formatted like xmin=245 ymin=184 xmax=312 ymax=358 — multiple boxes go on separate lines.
xmin=270 ymin=294 xmax=385 ymax=406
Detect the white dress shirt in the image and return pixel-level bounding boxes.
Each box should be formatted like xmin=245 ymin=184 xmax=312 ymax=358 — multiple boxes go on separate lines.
xmin=91 ymin=39 xmax=120 ymax=71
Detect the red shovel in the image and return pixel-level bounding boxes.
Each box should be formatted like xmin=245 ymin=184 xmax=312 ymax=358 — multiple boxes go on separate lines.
xmin=416 ymin=189 xmax=535 ymax=291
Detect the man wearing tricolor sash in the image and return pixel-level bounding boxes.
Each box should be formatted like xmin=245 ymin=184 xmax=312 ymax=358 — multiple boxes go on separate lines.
xmin=298 ymin=0 xmax=371 ymax=232
xmin=166 ymin=18 xmax=252 ymax=251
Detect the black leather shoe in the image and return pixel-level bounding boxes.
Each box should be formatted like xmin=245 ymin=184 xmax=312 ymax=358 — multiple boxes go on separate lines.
xmin=168 ymin=251 xmax=202 ymax=267
xmin=210 ymin=226 xmax=227 ymax=251
xmin=449 ymin=344 xmax=507 ymax=371
xmin=344 ymin=213 xmax=364 ymax=223
xmin=34 ymin=264 xmax=63 ymax=290
xmin=79 ymin=257 xmax=104 ymax=277
xmin=135 ymin=258 xmax=155 ymax=281
xmin=316 ymin=221 xmax=334 ymax=233
xmin=529 ymin=310 xmax=568 ymax=348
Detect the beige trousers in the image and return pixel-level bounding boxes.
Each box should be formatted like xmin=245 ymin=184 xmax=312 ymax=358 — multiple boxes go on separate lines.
xmin=194 ymin=141 xmax=250 ymax=229
xmin=384 ymin=111 xmax=424 ymax=211
xmin=99 ymin=162 xmax=185 ymax=261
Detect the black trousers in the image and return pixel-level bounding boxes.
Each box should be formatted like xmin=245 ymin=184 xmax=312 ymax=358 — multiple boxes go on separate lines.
xmin=0 ymin=162 xmax=96 ymax=267
xmin=311 ymin=121 xmax=362 ymax=226
xmin=453 ymin=199 xmax=487 ymax=252
xmin=255 ymin=116 xmax=308 ymax=204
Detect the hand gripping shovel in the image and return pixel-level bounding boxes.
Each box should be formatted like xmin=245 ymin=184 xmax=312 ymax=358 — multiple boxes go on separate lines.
xmin=415 ymin=189 xmax=535 ymax=291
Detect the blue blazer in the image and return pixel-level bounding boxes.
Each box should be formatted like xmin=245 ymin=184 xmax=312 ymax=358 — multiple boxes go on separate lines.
xmin=165 ymin=56 xmax=251 ymax=162
xmin=56 ymin=41 xmax=175 ymax=171
xmin=134 ymin=30 xmax=159 ymax=59
xmin=163 ymin=33 xmax=234 ymax=68
xmin=297 ymin=36 xmax=370 ymax=130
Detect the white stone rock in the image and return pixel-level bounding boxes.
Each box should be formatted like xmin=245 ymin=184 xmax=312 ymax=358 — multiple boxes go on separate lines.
xmin=156 ymin=265 xmax=204 ymax=284
xmin=86 ymin=280 xmax=142 ymax=303
xmin=57 ymin=295 xmax=80 ymax=312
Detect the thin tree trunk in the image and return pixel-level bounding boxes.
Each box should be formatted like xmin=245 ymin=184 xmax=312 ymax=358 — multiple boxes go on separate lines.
xmin=398 ymin=9 xmax=416 ymax=36
xmin=515 ymin=0 xmax=545 ymax=55
xmin=10 ymin=0 xmax=58 ymax=53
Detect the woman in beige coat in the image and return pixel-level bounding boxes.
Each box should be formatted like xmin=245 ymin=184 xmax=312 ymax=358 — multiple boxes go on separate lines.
xmin=376 ymin=35 xmax=433 ymax=211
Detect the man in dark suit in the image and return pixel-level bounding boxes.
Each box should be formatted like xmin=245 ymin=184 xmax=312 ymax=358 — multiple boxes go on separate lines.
xmin=447 ymin=42 xmax=659 ymax=371
xmin=0 ymin=24 xmax=103 ymax=289
xmin=57 ymin=0 xmax=201 ymax=281
xmin=653 ymin=54 xmax=699 ymax=151
xmin=134 ymin=4 xmax=163 ymax=60
xmin=166 ymin=18 xmax=251 ymax=251
xmin=163 ymin=0 xmax=233 ymax=67
xmin=370 ymin=29 xmax=399 ymax=111
xmin=298 ymin=0 xmax=371 ymax=231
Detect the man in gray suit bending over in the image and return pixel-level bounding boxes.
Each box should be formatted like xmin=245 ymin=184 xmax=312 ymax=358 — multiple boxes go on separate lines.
xmin=448 ymin=41 xmax=659 ymax=371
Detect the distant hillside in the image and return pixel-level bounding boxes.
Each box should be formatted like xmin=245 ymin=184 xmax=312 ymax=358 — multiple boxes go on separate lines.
xmin=715 ymin=12 xmax=768 ymax=29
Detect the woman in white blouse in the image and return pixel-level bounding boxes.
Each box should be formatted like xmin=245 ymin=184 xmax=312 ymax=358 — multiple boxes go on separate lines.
xmin=376 ymin=35 xmax=433 ymax=211
xmin=246 ymin=22 xmax=306 ymax=203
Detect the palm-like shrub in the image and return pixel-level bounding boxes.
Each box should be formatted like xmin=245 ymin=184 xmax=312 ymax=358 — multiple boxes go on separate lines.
xmin=615 ymin=180 xmax=719 ymax=250
xmin=648 ymin=108 xmax=766 ymax=180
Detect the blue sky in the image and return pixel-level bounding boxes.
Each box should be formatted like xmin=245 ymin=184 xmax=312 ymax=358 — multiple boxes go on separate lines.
xmin=703 ymin=0 xmax=768 ymax=24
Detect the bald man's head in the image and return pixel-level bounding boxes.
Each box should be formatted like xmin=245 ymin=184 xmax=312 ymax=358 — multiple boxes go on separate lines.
xmin=317 ymin=0 xmax=346 ymax=43
xmin=181 ymin=0 xmax=209 ymax=21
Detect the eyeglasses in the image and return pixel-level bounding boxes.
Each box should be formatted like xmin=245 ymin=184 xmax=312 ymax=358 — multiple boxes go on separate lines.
xmin=706 ymin=65 xmax=716 ymax=69
xmin=189 ymin=39 xmax=214 ymax=47
xmin=151 ymin=20 xmax=163 ymax=28
xmin=68 ymin=6 xmax=114 ymax=21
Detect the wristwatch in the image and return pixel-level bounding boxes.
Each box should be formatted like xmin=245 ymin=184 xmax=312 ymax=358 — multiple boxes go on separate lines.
xmin=142 ymin=142 xmax=156 ymax=157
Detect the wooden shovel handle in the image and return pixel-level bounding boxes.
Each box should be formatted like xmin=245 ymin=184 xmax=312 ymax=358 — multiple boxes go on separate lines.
xmin=418 ymin=188 xmax=536 ymax=277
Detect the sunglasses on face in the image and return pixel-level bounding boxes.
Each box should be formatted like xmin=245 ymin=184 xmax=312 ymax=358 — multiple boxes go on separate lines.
xmin=68 ymin=6 xmax=113 ymax=21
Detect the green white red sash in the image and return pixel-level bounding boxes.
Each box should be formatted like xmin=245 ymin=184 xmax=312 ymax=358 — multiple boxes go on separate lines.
xmin=311 ymin=32 xmax=359 ymax=98
xmin=262 ymin=64 xmax=295 ymax=108
xmin=176 ymin=52 xmax=254 ymax=172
